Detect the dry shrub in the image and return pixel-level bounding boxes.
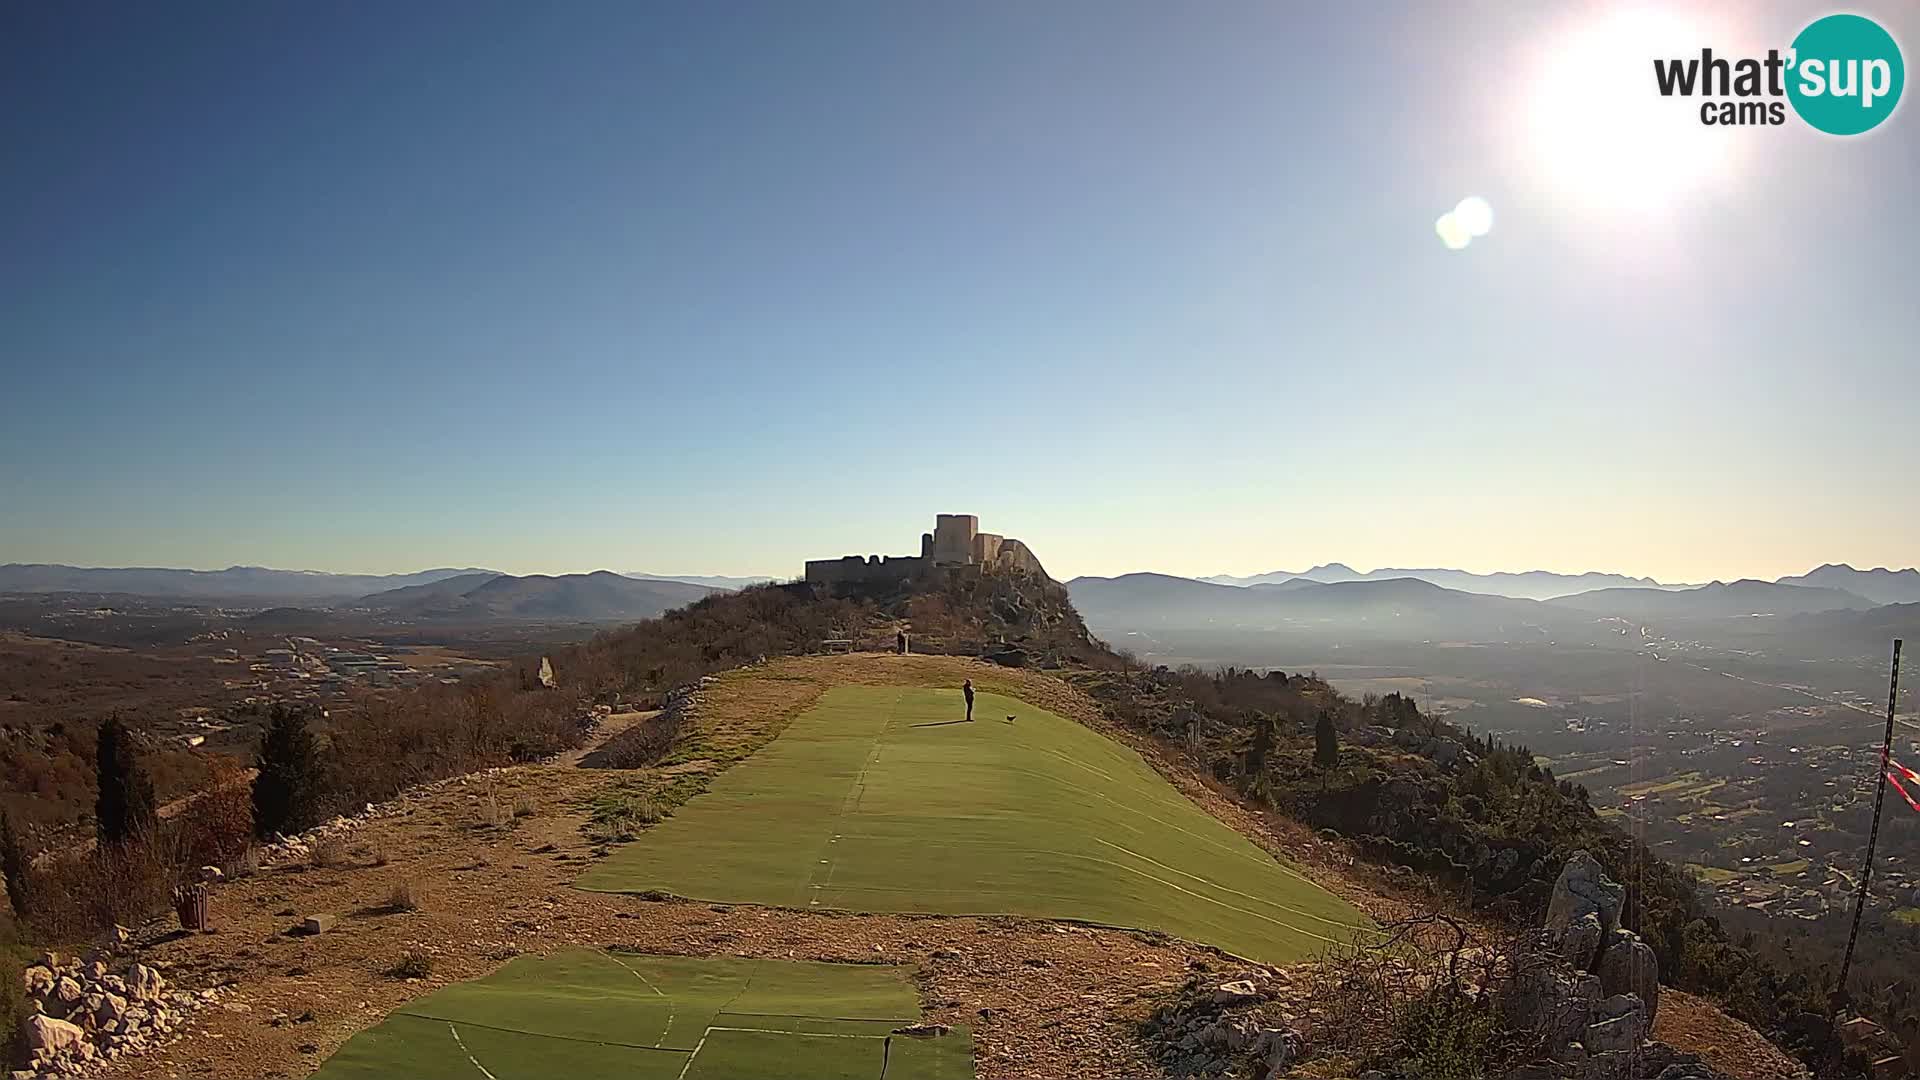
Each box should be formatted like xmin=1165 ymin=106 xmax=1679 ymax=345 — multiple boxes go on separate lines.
xmin=476 ymin=786 xmax=510 ymax=829
xmin=25 ymin=841 xmax=176 ymax=943
xmin=309 ymin=835 xmax=351 ymax=869
xmin=176 ymin=761 xmax=254 ymax=871
xmin=1300 ymin=913 xmax=1533 ymax=1080
xmin=386 ymin=878 xmax=426 ymax=913
xmin=512 ymin=794 xmax=537 ymax=819
xmin=586 ymin=791 xmax=661 ymax=843
xmin=385 ymin=949 xmax=433 ymax=979
xmin=226 ymin=843 xmax=262 ymax=880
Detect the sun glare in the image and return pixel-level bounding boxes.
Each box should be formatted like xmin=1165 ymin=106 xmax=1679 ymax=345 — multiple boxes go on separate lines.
xmin=1519 ymin=6 xmax=1746 ymax=215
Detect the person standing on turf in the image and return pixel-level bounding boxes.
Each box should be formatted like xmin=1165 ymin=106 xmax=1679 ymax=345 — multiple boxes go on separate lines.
xmin=963 ymin=679 xmax=975 ymax=722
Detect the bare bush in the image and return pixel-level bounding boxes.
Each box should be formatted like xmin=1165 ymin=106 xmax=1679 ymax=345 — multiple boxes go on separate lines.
xmin=177 ymin=760 xmax=254 ymax=870
xmin=385 ymin=949 xmax=433 ymax=979
xmin=24 ymin=840 xmax=177 ymax=943
xmin=386 ymin=879 xmax=426 ymax=913
xmin=1300 ymin=913 xmax=1535 ymax=1080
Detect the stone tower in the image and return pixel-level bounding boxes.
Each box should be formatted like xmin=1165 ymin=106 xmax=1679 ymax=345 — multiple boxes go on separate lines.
xmin=930 ymin=514 xmax=978 ymax=566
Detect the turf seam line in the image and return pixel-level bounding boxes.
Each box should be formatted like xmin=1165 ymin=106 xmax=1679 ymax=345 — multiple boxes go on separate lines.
xmin=1090 ymin=836 xmax=1378 ymax=932
xmin=714 ymin=1012 xmax=917 ymax=1022
xmin=447 ymin=1022 xmax=501 ymax=1080
xmin=605 ymin=951 xmax=676 ymax=1048
xmin=392 ymin=1011 xmax=694 ymax=1053
xmin=706 ymin=1026 xmax=889 ymax=1039
xmin=805 ymin=687 xmax=900 ymax=907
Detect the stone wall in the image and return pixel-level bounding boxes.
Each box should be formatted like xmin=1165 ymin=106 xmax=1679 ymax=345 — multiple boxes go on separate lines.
xmin=803 ymin=554 xmax=927 ymax=586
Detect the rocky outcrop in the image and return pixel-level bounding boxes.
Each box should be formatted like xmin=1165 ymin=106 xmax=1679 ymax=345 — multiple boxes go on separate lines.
xmin=1142 ymin=971 xmax=1307 ymax=1080
xmin=15 ymin=943 xmax=222 ymax=1078
xmin=1597 ymin=931 xmax=1660 ymax=1022
xmin=1545 ymin=850 xmax=1622 ymax=972
xmin=1498 ymin=851 xmax=1709 ymax=1080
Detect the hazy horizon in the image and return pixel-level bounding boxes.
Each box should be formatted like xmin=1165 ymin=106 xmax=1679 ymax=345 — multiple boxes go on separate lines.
xmin=5 ymin=2 xmax=1916 ymax=585
xmin=5 ymin=548 xmax=1914 ymax=589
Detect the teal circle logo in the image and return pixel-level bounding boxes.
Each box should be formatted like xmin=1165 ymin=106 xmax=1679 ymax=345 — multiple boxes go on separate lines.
xmin=1787 ymin=13 xmax=1904 ymax=135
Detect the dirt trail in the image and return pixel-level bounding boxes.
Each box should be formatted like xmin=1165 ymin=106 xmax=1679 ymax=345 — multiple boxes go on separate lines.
xmin=554 ymin=708 xmax=659 ymax=767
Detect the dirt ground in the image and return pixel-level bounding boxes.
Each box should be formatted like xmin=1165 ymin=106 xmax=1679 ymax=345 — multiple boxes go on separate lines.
xmin=97 ymin=653 xmax=1798 ymax=1080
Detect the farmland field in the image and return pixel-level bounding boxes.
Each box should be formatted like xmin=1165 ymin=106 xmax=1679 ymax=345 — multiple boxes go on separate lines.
xmin=312 ymin=951 xmax=971 ymax=1079
xmin=576 ymin=685 xmax=1370 ymax=964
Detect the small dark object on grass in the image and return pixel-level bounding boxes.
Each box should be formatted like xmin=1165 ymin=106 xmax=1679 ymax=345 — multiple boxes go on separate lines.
xmin=1005 ymin=715 xmax=1017 ymax=724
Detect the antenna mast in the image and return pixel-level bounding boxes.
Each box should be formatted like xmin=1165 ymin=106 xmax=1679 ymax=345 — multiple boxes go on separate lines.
xmin=1837 ymin=638 xmax=1904 ymax=1001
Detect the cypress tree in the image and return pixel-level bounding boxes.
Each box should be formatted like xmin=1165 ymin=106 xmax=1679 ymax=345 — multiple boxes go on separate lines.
xmin=253 ymin=703 xmax=323 ymax=838
xmin=1 ymin=808 xmax=30 ymax=918
xmin=1314 ymin=709 xmax=1340 ymax=768
xmin=95 ymin=716 xmax=158 ymax=846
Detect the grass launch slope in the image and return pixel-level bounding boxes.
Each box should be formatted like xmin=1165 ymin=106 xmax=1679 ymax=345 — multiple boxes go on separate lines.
xmin=312 ymin=951 xmax=972 ymax=1079
xmin=578 ymin=685 xmax=1369 ymax=964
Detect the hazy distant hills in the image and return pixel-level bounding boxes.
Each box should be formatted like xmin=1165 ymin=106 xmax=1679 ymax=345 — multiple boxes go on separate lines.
xmin=1200 ymin=563 xmax=1679 ymax=601
xmin=352 ymin=571 xmax=713 ymax=621
xmin=1067 ymin=572 xmax=1555 ymax=639
xmin=1773 ymin=563 xmax=1920 ymax=606
xmin=1542 ymin=579 xmax=1878 ymax=619
xmin=0 ymin=563 xmax=500 ymax=601
xmin=1068 ymin=570 xmax=1898 ymax=648
xmin=622 ymin=572 xmax=776 ymax=590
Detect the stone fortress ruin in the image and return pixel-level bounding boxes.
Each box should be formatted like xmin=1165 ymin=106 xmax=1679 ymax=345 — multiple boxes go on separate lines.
xmin=804 ymin=514 xmax=1048 ymax=586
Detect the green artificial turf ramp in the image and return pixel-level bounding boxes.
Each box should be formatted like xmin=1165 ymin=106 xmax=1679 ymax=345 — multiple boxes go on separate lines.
xmin=311 ymin=951 xmax=973 ymax=1079
xmin=577 ymin=685 xmax=1371 ymax=964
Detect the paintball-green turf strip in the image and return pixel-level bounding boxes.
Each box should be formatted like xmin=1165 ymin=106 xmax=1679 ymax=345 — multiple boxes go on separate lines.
xmin=576 ymin=686 xmax=1371 ymax=965
xmin=311 ymin=952 xmax=972 ymax=1079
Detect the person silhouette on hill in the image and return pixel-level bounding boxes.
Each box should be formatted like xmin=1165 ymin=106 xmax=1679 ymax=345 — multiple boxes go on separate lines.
xmin=963 ymin=679 xmax=975 ymax=722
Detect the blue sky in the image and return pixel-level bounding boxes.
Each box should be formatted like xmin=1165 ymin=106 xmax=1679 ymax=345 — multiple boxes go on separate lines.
xmin=3 ymin=2 xmax=1915 ymax=582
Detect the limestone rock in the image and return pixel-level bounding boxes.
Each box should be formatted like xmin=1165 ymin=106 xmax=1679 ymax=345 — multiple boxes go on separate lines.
xmin=1209 ymin=979 xmax=1262 ymax=1006
xmin=128 ymin=964 xmax=166 ymax=1001
xmin=22 ymin=965 xmax=54 ymax=997
xmin=25 ymin=1014 xmax=86 ymax=1054
xmin=1545 ymin=851 xmax=1622 ymax=970
xmin=1501 ymin=963 xmax=1600 ymax=1053
xmin=1596 ymin=930 xmax=1660 ymax=1022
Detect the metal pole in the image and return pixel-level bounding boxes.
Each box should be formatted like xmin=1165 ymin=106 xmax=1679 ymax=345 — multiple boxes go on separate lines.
xmin=1837 ymin=639 xmax=1903 ymax=1002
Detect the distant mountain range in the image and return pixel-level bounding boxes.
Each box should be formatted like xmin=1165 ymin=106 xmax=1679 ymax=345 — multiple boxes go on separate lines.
xmin=1774 ymin=563 xmax=1920 ymax=606
xmin=1068 ymin=571 xmax=1900 ymax=646
xmin=0 ymin=564 xmax=500 ymax=601
xmin=350 ymin=571 xmax=714 ymax=621
xmin=1199 ymin=561 xmax=1920 ymax=604
xmin=621 ymin=573 xmax=776 ymax=590
xmin=1068 ymin=573 xmax=1554 ymax=639
xmin=1541 ymin=579 xmax=1878 ymax=619
xmin=1200 ymin=563 xmax=1680 ymax=600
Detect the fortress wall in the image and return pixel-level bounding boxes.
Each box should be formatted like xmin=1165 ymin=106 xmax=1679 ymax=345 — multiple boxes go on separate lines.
xmin=972 ymin=532 xmax=1004 ymax=564
xmin=804 ymin=554 xmax=928 ymax=586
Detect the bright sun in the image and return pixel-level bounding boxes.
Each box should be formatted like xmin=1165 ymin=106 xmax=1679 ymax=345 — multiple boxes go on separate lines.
xmin=1519 ymin=6 xmax=1748 ymax=215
